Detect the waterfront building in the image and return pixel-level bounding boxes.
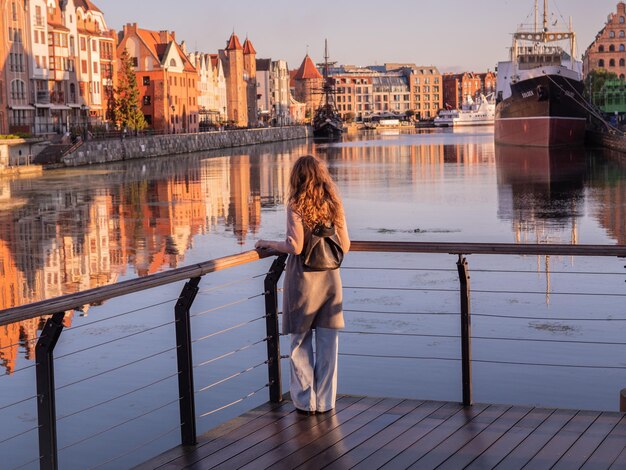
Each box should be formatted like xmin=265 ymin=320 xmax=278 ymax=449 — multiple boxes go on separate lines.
xmin=117 ymin=23 xmax=199 ymax=133
xmin=442 ymin=71 xmax=496 ymax=109
xmin=293 ymin=54 xmax=323 ymax=120
xmin=323 ymin=64 xmax=442 ymax=121
xmin=0 ymin=0 xmax=114 ymax=136
xmin=257 ymin=58 xmax=292 ymax=126
xmin=591 ymin=78 xmax=626 ymax=113
xmin=583 ymin=1 xmax=626 ymax=79
xmin=219 ymin=33 xmax=258 ymax=127
xmin=188 ymin=51 xmax=227 ymax=126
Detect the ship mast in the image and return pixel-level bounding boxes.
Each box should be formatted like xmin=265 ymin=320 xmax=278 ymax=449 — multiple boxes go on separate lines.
xmin=534 ymin=0 xmax=538 ymax=33
xmin=324 ymin=39 xmax=330 ymax=107
xmin=543 ymin=0 xmax=548 ymax=33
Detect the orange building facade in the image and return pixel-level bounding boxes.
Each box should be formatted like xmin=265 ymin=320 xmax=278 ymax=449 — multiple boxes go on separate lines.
xmin=583 ymin=2 xmax=626 ymax=79
xmin=117 ymin=23 xmax=199 ymax=133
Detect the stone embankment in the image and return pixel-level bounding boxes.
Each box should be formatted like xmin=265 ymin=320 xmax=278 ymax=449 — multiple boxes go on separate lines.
xmin=63 ymin=126 xmax=311 ymax=167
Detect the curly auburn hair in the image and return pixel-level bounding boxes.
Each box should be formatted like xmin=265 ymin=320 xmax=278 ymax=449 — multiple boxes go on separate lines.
xmin=288 ymin=155 xmax=343 ymax=229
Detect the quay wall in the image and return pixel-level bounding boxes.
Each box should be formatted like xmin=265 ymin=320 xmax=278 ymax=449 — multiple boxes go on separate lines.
xmin=62 ymin=126 xmax=311 ymax=167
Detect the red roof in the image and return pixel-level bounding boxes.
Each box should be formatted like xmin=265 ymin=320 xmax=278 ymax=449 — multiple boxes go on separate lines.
xmin=132 ymin=27 xmax=196 ymax=72
xmin=243 ymin=38 xmax=256 ymax=55
xmin=226 ymin=33 xmax=243 ymax=51
xmin=294 ymin=54 xmax=322 ymax=80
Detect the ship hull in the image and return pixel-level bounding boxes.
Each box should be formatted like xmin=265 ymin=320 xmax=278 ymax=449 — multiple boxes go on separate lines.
xmin=495 ymin=74 xmax=586 ymax=147
xmin=313 ymin=121 xmax=343 ymax=138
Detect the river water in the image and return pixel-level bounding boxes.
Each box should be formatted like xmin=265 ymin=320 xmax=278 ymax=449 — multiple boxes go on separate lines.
xmin=1 ymin=128 xmax=626 ymax=468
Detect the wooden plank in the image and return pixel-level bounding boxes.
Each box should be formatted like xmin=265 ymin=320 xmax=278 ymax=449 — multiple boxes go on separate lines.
xmin=553 ymin=411 xmax=624 ymax=470
xmin=522 ymin=410 xmax=600 ymax=468
xmin=465 ymin=408 xmax=555 ymax=470
xmin=582 ymin=414 xmax=626 ymax=469
xmin=298 ymin=400 xmax=417 ymax=468
xmin=435 ymin=405 xmax=532 ymax=470
xmin=325 ymin=401 xmax=446 ymax=469
xmin=196 ymin=396 xmax=361 ymax=469
xmin=272 ymin=397 xmax=404 ymax=469
xmin=236 ymin=397 xmax=383 ymax=470
xmin=134 ymin=400 xmax=287 ymax=469
xmin=494 ymin=408 xmax=578 ymax=470
xmin=352 ymin=402 xmax=466 ymax=470
xmin=156 ymin=398 xmax=300 ymax=469
xmin=403 ymin=404 xmax=511 ymax=469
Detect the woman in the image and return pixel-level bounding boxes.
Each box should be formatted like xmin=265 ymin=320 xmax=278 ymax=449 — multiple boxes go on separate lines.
xmin=255 ymin=155 xmax=350 ymax=415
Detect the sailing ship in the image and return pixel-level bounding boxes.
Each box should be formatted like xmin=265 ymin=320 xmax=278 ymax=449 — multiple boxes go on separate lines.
xmin=434 ymin=93 xmax=495 ymax=127
xmin=313 ymin=40 xmax=343 ymax=138
xmin=494 ymin=0 xmax=587 ymax=147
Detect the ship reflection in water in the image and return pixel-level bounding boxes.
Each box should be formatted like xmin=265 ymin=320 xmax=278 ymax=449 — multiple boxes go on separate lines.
xmin=496 ymin=144 xmax=587 ymax=244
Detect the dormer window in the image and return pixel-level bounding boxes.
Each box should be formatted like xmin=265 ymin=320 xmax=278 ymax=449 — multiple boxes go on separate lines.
xmin=170 ymin=59 xmax=176 ymax=67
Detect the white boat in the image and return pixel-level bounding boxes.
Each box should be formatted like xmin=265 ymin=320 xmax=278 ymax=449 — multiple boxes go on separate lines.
xmin=434 ymin=93 xmax=495 ymax=127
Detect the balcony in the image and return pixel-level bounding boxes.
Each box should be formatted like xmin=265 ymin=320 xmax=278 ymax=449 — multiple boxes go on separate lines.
xmin=34 ymin=90 xmax=50 ymax=104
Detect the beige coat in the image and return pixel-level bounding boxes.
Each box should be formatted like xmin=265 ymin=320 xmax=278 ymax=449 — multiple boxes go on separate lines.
xmin=265 ymin=206 xmax=350 ymax=334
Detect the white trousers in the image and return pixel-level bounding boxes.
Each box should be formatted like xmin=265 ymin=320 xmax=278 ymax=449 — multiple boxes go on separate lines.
xmin=289 ymin=327 xmax=339 ymax=413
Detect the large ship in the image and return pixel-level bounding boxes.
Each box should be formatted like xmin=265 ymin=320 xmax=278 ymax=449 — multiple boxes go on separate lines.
xmin=434 ymin=93 xmax=495 ymax=127
xmin=494 ymin=0 xmax=587 ymax=147
xmin=312 ymin=40 xmax=343 ymax=138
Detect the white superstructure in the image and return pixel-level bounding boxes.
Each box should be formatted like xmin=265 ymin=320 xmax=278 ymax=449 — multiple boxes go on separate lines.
xmin=434 ymin=94 xmax=495 ymax=127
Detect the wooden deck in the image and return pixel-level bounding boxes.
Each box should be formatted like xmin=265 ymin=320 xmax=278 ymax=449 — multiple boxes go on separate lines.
xmin=138 ymin=396 xmax=626 ymax=469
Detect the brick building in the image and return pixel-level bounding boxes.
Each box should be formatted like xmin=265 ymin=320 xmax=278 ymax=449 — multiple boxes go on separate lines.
xmin=583 ymin=2 xmax=626 ymax=79
xmin=442 ymin=71 xmax=496 ymax=109
xmin=219 ymin=33 xmax=258 ymax=127
xmin=293 ymin=54 xmax=323 ymax=119
xmin=117 ymin=23 xmax=199 ymax=133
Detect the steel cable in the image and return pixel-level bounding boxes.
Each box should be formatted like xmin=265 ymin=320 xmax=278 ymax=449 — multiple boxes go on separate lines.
xmin=67 ymin=298 xmax=180 ymax=332
xmin=0 ymin=394 xmax=40 ymax=412
xmin=57 ymin=372 xmax=180 ymax=421
xmin=195 ymin=338 xmax=268 ymax=368
xmin=343 ymin=266 xmax=626 ymax=276
xmin=196 ymin=272 xmax=268 ymax=295
xmin=339 ymin=352 xmax=460 ymax=361
xmin=341 ymin=331 xmax=460 ymax=340
xmin=345 ymin=308 xmax=458 ymax=316
xmin=198 ymin=383 xmax=269 ymax=418
xmin=12 ymin=455 xmax=43 ymax=470
xmin=344 ymin=285 xmax=626 ymax=297
xmin=57 ymin=397 xmax=181 ymax=453
xmin=472 ymin=358 xmax=626 ymax=370
xmin=192 ymin=315 xmax=267 ymax=343
xmin=0 ymin=425 xmax=41 ymax=446
xmin=56 ymin=320 xmax=176 ymax=361
xmin=190 ymin=292 xmax=266 ymax=318
xmin=196 ymin=361 xmax=268 ymax=394
xmin=56 ymin=346 xmax=177 ymax=391
xmin=0 ymin=363 xmax=37 ymax=378
xmin=473 ymin=312 xmax=626 ymax=321
xmin=0 ymin=334 xmax=44 ymax=352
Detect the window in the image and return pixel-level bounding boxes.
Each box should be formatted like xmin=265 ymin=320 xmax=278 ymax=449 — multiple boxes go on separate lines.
xmin=81 ymin=60 xmax=87 ymax=73
xmin=80 ymin=37 xmax=86 ymax=51
xmin=143 ymin=95 xmax=151 ymax=105
xmin=92 ymin=40 xmax=97 ymax=52
xmin=621 ymin=74 xmax=625 ymax=80
xmin=93 ymin=62 xmax=98 ymax=74
xmin=599 ymin=59 xmax=605 ymax=67
xmin=143 ymin=76 xmax=150 ymax=85
xmin=170 ymin=58 xmax=176 ymax=67
xmin=621 ymin=16 xmax=625 ymax=24
xmin=131 ymin=57 xmax=138 ymax=67
xmin=621 ymin=44 xmax=625 ymax=52
xmin=621 ymin=58 xmax=625 ymax=66
xmin=610 ymin=44 xmax=616 ymax=52
xmin=610 ymin=59 xmax=616 ymax=67
xmin=621 ymin=30 xmax=625 ymax=37
xmin=599 ymin=45 xmax=605 ymax=52
xmin=610 ymin=31 xmax=616 ymax=38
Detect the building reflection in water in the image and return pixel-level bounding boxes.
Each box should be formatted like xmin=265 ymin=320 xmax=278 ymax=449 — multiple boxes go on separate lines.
xmin=1 ymin=135 xmax=625 ymax=374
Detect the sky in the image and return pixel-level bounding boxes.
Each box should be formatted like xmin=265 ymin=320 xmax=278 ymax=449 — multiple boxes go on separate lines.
xmin=100 ymin=0 xmax=618 ymax=72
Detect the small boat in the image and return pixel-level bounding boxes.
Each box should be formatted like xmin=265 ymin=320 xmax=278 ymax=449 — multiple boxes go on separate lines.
xmin=313 ymin=40 xmax=343 ymax=138
xmin=494 ymin=0 xmax=587 ymax=147
xmin=434 ymin=94 xmax=495 ymax=127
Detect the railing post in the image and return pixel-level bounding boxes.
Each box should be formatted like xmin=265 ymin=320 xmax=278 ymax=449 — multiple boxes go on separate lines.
xmin=264 ymin=254 xmax=287 ymax=403
xmin=36 ymin=312 xmax=66 ymax=470
xmin=457 ymin=255 xmax=472 ymax=407
xmin=174 ymin=276 xmax=201 ymax=446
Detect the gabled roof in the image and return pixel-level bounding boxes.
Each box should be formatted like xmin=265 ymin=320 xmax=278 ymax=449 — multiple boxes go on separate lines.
xmin=243 ymin=38 xmax=256 ymax=55
xmin=256 ymin=58 xmax=271 ymax=71
xmin=131 ymin=27 xmax=196 ymax=72
xmin=226 ymin=33 xmax=243 ymax=51
xmin=75 ymin=0 xmax=102 ymax=13
xmin=294 ymin=54 xmax=322 ymax=80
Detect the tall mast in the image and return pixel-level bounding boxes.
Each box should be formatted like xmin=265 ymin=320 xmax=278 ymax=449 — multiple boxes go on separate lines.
xmin=324 ymin=39 xmax=330 ymax=106
xmin=543 ymin=0 xmax=548 ymax=33
xmin=534 ymin=0 xmax=538 ymax=33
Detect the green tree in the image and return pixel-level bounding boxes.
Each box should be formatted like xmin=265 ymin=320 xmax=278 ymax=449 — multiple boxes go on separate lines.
xmin=584 ymin=68 xmax=618 ymax=104
xmin=115 ymin=49 xmax=147 ymax=131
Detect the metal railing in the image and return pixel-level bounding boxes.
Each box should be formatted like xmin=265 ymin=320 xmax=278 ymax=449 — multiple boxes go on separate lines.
xmin=0 ymin=242 xmax=625 ymax=469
